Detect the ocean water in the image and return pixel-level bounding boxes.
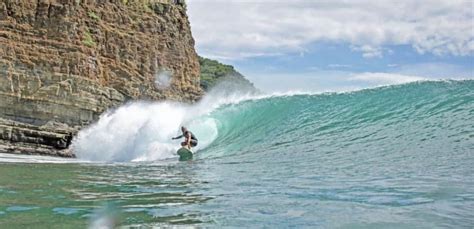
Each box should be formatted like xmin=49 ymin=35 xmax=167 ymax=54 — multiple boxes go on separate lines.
xmin=0 ymin=80 xmax=473 ymax=228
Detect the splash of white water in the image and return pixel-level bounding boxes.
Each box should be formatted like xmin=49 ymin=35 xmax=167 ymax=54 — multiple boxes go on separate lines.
xmin=72 ymin=84 xmax=260 ymax=162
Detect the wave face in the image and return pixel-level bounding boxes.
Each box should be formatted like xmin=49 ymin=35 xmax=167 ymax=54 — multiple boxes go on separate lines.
xmin=74 ymin=80 xmax=474 ymax=164
xmin=200 ymin=80 xmax=474 ymax=162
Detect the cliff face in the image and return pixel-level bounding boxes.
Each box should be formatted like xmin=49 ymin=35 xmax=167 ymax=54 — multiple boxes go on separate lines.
xmin=0 ymin=0 xmax=202 ymax=157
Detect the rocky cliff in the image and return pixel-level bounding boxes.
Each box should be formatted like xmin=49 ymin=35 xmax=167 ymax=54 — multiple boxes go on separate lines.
xmin=0 ymin=0 xmax=202 ymax=157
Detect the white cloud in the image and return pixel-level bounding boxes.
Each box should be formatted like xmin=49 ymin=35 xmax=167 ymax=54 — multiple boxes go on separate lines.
xmin=247 ymin=70 xmax=428 ymax=93
xmin=328 ymin=64 xmax=352 ymax=68
xmin=245 ymin=61 xmax=472 ymax=92
xmin=350 ymin=45 xmax=384 ymax=58
xmin=350 ymin=72 xmax=425 ymax=84
xmin=187 ymin=0 xmax=473 ymax=59
xmin=395 ymin=62 xmax=474 ymax=78
xmin=247 ymin=70 xmax=360 ymax=93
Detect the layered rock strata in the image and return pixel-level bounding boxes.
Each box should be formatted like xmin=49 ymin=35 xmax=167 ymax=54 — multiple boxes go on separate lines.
xmin=0 ymin=0 xmax=202 ymax=157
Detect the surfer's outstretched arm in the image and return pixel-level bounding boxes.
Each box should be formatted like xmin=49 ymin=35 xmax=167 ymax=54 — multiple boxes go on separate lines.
xmin=172 ymin=135 xmax=183 ymax=140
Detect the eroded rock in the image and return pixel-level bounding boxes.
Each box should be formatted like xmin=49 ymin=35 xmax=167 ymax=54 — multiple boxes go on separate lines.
xmin=0 ymin=0 xmax=202 ymax=157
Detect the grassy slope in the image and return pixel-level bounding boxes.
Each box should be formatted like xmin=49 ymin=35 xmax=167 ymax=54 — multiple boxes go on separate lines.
xmin=199 ymin=56 xmax=256 ymax=91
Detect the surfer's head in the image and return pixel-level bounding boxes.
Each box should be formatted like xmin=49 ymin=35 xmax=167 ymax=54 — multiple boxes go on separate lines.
xmin=181 ymin=126 xmax=187 ymax=133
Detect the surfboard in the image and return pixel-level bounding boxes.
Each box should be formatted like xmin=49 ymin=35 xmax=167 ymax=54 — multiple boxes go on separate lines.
xmin=177 ymin=147 xmax=193 ymax=161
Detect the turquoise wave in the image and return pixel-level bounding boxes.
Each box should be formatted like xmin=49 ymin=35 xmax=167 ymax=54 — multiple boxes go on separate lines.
xmin=198 ymin=80 xmax=474 ymax=161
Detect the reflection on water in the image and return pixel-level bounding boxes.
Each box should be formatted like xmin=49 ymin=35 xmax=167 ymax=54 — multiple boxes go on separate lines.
xmin=1 ymin=154 xmax=474 ymax=228
xmin=0 ymin=161 xmax=214 ymax=228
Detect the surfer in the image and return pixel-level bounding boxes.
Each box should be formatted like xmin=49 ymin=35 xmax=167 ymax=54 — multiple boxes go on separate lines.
xmin=172 ymin=126 xmax=198 ymax=149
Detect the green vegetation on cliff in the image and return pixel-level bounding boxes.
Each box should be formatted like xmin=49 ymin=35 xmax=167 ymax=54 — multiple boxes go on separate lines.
xmin=199 ymin=56 xmax=255 ymax=91
xmin=82 ymin=30 xmax=96 ymax=47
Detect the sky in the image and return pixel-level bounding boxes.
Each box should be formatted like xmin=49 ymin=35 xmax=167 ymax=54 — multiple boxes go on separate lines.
xmin=187 ymin=0 xmax=474 ymax=92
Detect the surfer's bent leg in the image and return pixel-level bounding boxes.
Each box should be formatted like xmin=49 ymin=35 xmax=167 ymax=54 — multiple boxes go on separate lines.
xmin=181 ymin=141 xmax=191 ymax=149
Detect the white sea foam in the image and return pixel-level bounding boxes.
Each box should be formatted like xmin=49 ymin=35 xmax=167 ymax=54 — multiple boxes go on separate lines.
xmin=72 ymin=84 xmax=261 ymax=162
xmin=0 ymin=153 xmax=80 ymax=164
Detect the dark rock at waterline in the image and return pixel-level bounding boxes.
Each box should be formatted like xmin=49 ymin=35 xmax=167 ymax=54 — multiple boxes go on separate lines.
xmin=0 ymin=0 xmax=202 ymax=157
xmin=0 ymin=118 xmax=75 ymax=157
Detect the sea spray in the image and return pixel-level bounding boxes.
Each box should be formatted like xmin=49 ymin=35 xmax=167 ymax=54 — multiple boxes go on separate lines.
xmin=72 ymin=82 xmax=260 ymax=162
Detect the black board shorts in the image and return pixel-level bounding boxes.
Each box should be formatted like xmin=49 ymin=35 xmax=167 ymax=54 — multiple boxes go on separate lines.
xmin=183 ymin=139 xmax=198 ymax=147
